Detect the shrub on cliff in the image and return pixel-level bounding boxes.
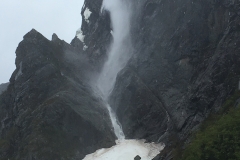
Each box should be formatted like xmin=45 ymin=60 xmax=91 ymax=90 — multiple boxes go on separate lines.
xmin=181 ymin=101 xmax=240 ymax=160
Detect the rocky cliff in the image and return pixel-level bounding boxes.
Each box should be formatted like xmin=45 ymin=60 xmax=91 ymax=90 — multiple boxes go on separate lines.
xmin=0 ymin=27 xmax=115 ymax=159
xmin=1 ymin=0 xmax=240 ymax=159
xmin=109 ymin=0 xmax=240 ymax=159
xmin=0 ymin=83 xmax=9 ymax=95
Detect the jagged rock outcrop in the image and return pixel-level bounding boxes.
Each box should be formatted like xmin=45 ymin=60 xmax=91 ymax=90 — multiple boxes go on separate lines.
xmin=0 ymin=83 xmax=9 ymax=95
xmin=2 ymin=0 xmax=240 ymax=159
xmin=71 ymin=0 xmax=111 ymax=73
xmin=0 ymin=29 xmax=115 ymax=160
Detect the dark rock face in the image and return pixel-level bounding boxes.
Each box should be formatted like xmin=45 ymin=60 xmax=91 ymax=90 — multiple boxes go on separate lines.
xmin=71 ymin=0 xmax=111 ymax=73
xmin=109 ymin=0 xmax=240 ymax=159
xmin=134 ymin=155 xmax=141 ymax=160
xmin=1 ymin=0 xmax=240 ymax=159
xmin=0 ymin=29 xmax=115 ymax=160
xmin=110 ymin=67 xmax=170 ymax=142
xmin=0 ymin=83 xmax=9 ymax=95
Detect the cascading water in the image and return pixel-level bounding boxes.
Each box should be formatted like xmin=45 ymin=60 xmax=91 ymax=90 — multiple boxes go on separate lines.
xmin=82 ymin=0 xmax=165 ymax=159
xmin=97 ymin=0 xmax=133 ymax=99
xmin=97 ymin=0 xmax=133 ymax=139
xmin=106 ymin=104 xmax=125 ymax=139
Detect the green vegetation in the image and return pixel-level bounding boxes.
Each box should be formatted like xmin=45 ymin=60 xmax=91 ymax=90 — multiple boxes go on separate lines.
xmin=181 ymin=107 xmax=240 ymax=160
xmin=178 ymin=91 xmax=240 ymax=160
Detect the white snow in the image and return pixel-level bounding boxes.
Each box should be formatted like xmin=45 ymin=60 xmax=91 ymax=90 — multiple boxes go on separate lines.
xmin=83 ymin=139 xmax=165 ymax=160
xmin=15 ymin=61 xmax=23 ymax=80
xmin=83 ymin=45 xmax=88 ymax=51
xmin=84 ymin=7 xmax=92 ymax=23
xmin=76 ymin=28 xmax=89 ymax=51
xmin=76 ymin=28 xmax=85 ymax=42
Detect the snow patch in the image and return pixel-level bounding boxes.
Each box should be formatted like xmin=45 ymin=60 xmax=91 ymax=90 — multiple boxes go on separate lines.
xmin=84 ymin=7 xmax=92 ymax=23
xmin=15 ymin=62 xmax=23 ymax=80
xmin=83 ymin=139 xmax=165 ymax=160
xmin=76 ymin=28 xmax=89 ymax=51
xmin=76 ymin=28 xmax=85 ymax=42
xmin=83 ymin=45 xmax=88 ymax=51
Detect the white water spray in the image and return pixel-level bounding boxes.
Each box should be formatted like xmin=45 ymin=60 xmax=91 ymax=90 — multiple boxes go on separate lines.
xmin=82 ymin=1 xmax=165 ymax=159
xmin=98 ymin=0 xmax=133 ymax=98
xmin=106 ymin=104 xmax=125 ymax=139
xmin=97 ymin=0 xmax=133 ymax=139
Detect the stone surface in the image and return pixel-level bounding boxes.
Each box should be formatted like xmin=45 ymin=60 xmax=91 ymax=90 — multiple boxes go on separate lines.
xmin=0 ymin=83 xmax=9 ymax=95
xmin=2 ymin=0 xmax=240 ymax=159
xmin=109 ymin=0 xmax=240 ymax=159
xmin=71 ymin=0 xmax=111 ymax=73
xmin=134 ymin=155 xmax=141 ymax=160
xmin=0 ymin=29 xmax=115 ymax=160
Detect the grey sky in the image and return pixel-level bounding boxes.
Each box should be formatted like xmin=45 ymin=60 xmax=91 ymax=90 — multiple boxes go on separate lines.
xmin=0 ymin=0 xmax=84 ymax=83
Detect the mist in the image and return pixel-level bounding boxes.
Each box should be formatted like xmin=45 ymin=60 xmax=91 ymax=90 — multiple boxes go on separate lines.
xmin=0 ymin=0 xmax=84 ymax=83
xmin=97 ymin=0 xmax=133 ymax=99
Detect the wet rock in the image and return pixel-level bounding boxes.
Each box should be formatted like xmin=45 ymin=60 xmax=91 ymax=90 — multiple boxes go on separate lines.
xmin=2 ymin=0 xmax=240 ymax=159
xmin=71 ymin=0 xmax=112 ymax=72
xmin=0 ymin=29 xmax=115 ymax=160
xmin=0 ymin=83 xmax=9 ymax=95
xmin=134 ymin=155 xmax=141 ymax=160
xmin=109 ymin=0 xmax=240 ymax=159
xmin=109 ymin=67 xmax=170 ymax=142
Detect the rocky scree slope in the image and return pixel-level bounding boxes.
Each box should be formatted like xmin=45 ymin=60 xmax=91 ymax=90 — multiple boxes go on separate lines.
xmin=0 ymin=28 xmax=115 ymax=159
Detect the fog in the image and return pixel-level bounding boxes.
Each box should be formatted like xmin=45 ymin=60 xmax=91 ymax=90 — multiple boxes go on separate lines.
xmin=0 ymin=0 xmax=84 ymax=83
xmin=97 ymin=0 xmax=133 ymax=99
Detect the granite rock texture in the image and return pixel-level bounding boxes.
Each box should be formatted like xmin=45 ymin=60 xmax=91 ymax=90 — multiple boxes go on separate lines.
xmin=0 ymin=29 xmax=115 ymax=160
xmin=1 ymin=0 xmax=240 ymax=159
xmin=109 ymin=0 xmax=240 ymax=159
xmin=0 ymin=83 xmax=9 ymax=95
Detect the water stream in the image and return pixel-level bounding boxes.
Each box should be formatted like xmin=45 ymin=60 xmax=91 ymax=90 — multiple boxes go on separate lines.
xmin=97 ymin=0 xmax=133 ymax=99
xmin=106 ymin=104 xmax=125 ymax=140
xmin=97 ymin=0 xmax=132 ymax=139
xmin=82 ymin=0 xmax=165 ymax=159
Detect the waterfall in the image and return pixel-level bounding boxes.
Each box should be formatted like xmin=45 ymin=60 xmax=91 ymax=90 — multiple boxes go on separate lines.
xmin=97 ymin=0 xmax=133 ymax=139
xmin=82 ymin=1 xmax=166 ymax=159
xmin=106 ymin=104 xmax=125 ymax=140
xmin=97 ymin=0 xmax=132 ymax=98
